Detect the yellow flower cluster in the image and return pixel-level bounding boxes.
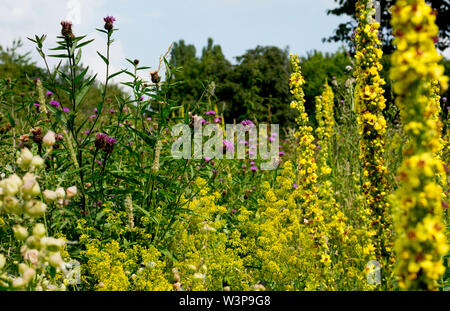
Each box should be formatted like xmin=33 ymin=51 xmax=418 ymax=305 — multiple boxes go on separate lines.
xmin=390 ymin=0 xmax=449 ymax=290
xmin=170 ymin=178 xmax=252 ymax=291
xmin=235 ymin=55 xmax=373 ymax=290
xmin=354 ymin=0 xmax=393 ymax=286
xmin=80 ymin=236 xmax=171 ymax=291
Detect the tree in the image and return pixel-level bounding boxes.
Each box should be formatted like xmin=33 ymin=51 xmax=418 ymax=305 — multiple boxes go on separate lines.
xmin=324 ymin=0 xmax=450 ymax=53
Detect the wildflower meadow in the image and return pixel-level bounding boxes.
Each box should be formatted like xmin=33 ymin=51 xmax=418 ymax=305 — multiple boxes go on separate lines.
xmin=0 ymin=0 xmax=449 ymax=293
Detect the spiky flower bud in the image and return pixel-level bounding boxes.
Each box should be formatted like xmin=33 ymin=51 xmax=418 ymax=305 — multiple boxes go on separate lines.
xmin=61 ymin=21 xmax=74 ymax=39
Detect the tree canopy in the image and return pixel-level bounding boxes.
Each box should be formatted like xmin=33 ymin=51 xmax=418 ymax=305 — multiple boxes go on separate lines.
xmin=324 ymin=0 xmax=450 ymax=53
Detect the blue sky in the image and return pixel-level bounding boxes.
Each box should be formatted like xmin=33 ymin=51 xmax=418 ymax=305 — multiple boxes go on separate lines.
xmin=0 ymin=0 xmax=354 ymax=81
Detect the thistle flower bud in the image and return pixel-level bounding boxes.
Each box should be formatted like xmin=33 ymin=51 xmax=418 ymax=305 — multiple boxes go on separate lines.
xmin=43 ymin=190 xmax=57 ymax=203
xmin=43 ymin=130 xmax=56 ymax=147
xmin=61 ymin=21 xmax=74 ymax=39
xmin=13 ymin=225 xmax=29 ymax=241
xmin=33 ymin=223 xmax=46 ymax=238
xmin=150 ymin=71 xmax=161 ymax=84
xmin=66 ymin=186 xmax=77 ymax=198
xmin=30 ymin=127 xmax=43 ymax=144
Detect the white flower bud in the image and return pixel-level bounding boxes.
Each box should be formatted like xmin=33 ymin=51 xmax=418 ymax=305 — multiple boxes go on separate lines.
xmin=43 ymin=131 xmax=56 ymax=147
xmin=1 ymin=174 xmax=22 ymax=196
xmin=66 ymin=186 xmax=77 ymax=198
xmin=22 ymin=178 xmax=41 ymax=197
xmin=41 ymin=237 xmax=65 ymax=251
xmin=33 ymin=223 xmax=46 ymax=238
xmin=24 ymin=200 xmax=47 ymax=217
xmin=0 ymin=254 xmax=6 ymax=269
xmin=18 ymin=148 xmax=34 ymax=167
xmin=22 ymin=267 xmax=36 ymax=284
xmin=24 ymin=249 xmax=39 ymax=265
xmin=48 ymin=252 xmax=63 ymax=268
xmin=193 ymin=272 xmax=204 ymax=280
xmin=55 ymin=187 xmax=66 ymax=199
xmin=43 ymin=190 xmax=57 ymax=203
xmin=13 ymin=225 xmax=28 ymax=241
xmin=3 ymin=196 xmax=20 ymax=213
xmin=30 ymin=156 xmax=44 ymax=169
xmin=18 ymin=263 xmax=28 ymax=275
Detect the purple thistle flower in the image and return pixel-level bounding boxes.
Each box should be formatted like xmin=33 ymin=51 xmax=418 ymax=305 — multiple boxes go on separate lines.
xmin=223 ymin=139 xmax=234 ymax=152
xmin=108 ymin=109 xmax=116 ymax=114
xmin=241 ymin=120 xmax=254 ymax=127
xmin=63 ymin=107 xmax=70 ymax=113
xmin=250 ymin=166 xmax=258 ymax=172
xmin=104 ymin=16 xmax=116 ymax=31
xmin=205 ymin=110 xmax=215 ymax=116
xmin=204 ymin=157 xmax=212 ymax=162
xmin=49 ymin=100 xmax=60 ymax=107
xmin=45 ymin=91 xmax=53 ymax=97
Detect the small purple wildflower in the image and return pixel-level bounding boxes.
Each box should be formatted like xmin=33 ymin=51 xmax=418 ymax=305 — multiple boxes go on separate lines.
xmin=45 ymin=91 xmax=53 ymax=97
xmin=223 ymin=139 xmax=234 ymax=152
xmin=49 ymin=100 xmax=60 ymax=108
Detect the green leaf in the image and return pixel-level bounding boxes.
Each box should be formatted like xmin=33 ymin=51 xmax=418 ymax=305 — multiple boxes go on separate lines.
xmin=75 ymin=49 xmax=82 ymax=65
xmin=48 ymin=54 xmax=69 ymax=58
xmin=108 ymin=70 xmax=125 ymax=80
xmin=97 ymin=51 xmax=109 ymax=65
xmin=76 ymin=38 xmax=95 ymax=49
xmin=6 ymin=111 xmax=15 ymax=127
xmin=74 ymin=66 xmax=89 ymax=85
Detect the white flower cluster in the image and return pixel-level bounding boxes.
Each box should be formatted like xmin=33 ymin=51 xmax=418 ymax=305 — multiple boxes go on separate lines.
xmin=0 ymin=148 xmax=77 ymax=290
